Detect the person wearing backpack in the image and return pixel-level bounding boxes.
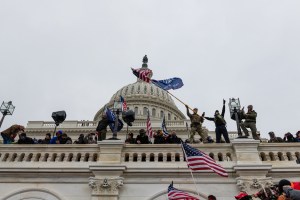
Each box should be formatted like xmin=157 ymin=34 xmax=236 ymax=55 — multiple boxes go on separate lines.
xmin=205 ymin=99 xmax=230 ymax=143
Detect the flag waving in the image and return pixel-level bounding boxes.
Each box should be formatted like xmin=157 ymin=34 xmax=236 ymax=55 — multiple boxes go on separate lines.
xmin=152 ymin=78 xmax=184 ymax=90
xmin=120 ymin=96 xmax=127 ymax=111
xmin=105 ymin=107 xmax=124 ymax=132
xmin=181 ymin=142 xmax=228 ymax=177
xmin=168 ymin=182 xmax=199 ymax=200
xmin=131 ymin=68 xmax=152 ymax=83
xmin=146 ymin=110 xmax=154 ymax=138
xmin=162 ymin=115 xmax=169 ymax=136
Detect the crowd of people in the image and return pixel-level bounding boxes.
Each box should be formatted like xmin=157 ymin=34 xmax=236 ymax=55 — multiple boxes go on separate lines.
xmin=1 ymin=123 xmax=300 ymax=145
xmin=125 ymin=129 xmax=182 ymax=144
xmin=0 ymin=124 xmax=97 ymax=144
xmin=234 ymin=179 xmax=300 ymax=200
xmin=268 ymin=131 xmax=300 ymax=143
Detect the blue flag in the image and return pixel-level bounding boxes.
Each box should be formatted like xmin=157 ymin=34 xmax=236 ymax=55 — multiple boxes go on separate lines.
xmin=105 ymin=107 xmax=124 ymax=132
xmin=152 ymin=77 xmax=183 ymax=90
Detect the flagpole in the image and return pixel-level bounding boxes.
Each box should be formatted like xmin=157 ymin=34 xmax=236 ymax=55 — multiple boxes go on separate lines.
xmin=150 ymin=81 xmax=194 ymax=111
xmin=181 ymin=142 xmax=201 ymax=198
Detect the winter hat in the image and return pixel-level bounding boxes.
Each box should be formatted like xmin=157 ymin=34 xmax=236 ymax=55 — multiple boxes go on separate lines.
xmin=278 ymin=179 xmax=291 ymax=193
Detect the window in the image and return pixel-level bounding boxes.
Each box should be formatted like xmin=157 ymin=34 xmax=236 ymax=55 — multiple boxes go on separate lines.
xmin=143 ymin=107 xmax=148 ymax=116
xmin=134 ymin=107 xmax=138 ymax=116
xmin=152 ymin=108 xmax=156 ymax=117
xmin=168 ymin=113 xmax=171 ymax=120
xmin=160 ymin=111 xmax=164 ymax=119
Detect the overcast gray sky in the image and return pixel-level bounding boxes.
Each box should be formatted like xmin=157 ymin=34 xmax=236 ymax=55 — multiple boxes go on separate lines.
xmin=1 ymin=0 xmax=300 ymax=138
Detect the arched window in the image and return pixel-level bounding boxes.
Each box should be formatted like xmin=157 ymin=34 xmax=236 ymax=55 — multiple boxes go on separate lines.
xmin=160 ymin=111 xmax=164 ymax=119
xmin=134 ymin=107 xmax=138 ymax=116
xmin=131 ymin=86 xmax=135 ymax=94
xmin=150 ymin=87 xmax=154 ymax=95
xmin=143 ymin=107 xmax=148 ymax=116
xmin=144 ymin=85 xmax=147 ymax=94
xmin=152 ymin=108 xmax=156 ymax=117
xmin=125 ymin=87 xmax=129 ymax=95
xmin=168 ymin=113 xmax=171 ymax=120
xmin=137 ymin=85 xmax=140 ymax=93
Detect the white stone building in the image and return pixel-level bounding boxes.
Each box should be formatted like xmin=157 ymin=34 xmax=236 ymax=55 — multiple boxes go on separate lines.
xmin=1 ymin=58 xmax=299 ymax=200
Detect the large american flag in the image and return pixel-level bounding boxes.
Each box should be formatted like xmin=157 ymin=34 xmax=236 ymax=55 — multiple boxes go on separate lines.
xmin=146 ymin=110 xmax=153 ymax=138
xmin=168 ymin=182 xmax=199 ymax=200
xmin=120 ymin=96 xmax=127 ymax=111
xmin=181 ymin=142 xmax=228 ymax=177
xmin=131 ymin=68 xmax=152 ymax=83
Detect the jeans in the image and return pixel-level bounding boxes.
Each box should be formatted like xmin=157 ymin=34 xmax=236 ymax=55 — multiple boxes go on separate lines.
xmin=1 ymin=133 xmax=12 ymax=144
xmin=215 ymin=125 xmax=230 ymax=143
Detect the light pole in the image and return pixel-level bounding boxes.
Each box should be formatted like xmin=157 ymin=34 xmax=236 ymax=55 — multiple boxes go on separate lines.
xmin=0 ymin=101 xmax=15 ymax=128
xmin=228 ymin=98 xmax=243 ymax=138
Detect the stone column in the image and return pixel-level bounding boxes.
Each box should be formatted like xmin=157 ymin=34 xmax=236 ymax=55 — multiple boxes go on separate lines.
xmin=88 ymin=140 xmax=126 ymax=200
xmin=232 ymin=139 xmax=272 ymax=194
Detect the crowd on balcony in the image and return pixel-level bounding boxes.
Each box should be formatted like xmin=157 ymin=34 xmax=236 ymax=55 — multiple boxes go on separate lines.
xmin=1 ymin=124 xmax=300 ymax=145
xmin=125 ymin=129 xmax=182 ymax=144
xmin=0 ymin=124 xmax=98 ymax=144
xmin=268 ymin=131 xmax=300 ymax=143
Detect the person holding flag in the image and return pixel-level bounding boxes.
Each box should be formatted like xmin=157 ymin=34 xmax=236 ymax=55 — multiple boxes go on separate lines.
xmin=96 ymin=114 xmax=109 ymax=141
xmin=185 ymin=105 xmax=208 ymax=144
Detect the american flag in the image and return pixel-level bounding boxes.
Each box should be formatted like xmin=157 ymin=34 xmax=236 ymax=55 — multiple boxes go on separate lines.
xmin=131 ymin=68 xmax=152 ymax=83
xmin=162 ymin=115 xmax=169 ymax=136
xmin=168 ymin=182 xmax=199 ymax=200
xmin=120 ymin=96 xmax=127 ymax=111
xmin=181 ymin=142 xmax=228 ymax=177
xmin=146 ymin=110 xmax=153 ymax=138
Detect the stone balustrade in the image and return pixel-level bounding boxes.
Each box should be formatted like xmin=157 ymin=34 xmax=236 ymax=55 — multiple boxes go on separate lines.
xmin=1 ymin=142 xmax=299 ymax=165
xmin=0 ymin=144 xmax=99 ymax=163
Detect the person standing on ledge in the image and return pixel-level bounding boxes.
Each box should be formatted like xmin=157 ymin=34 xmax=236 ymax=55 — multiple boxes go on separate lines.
xmin=205 ymin=99 xmax=230 ymax=143
xmin=96 ymin=114 xmax=109 ymax=141
xmin=185 ymin=105 xmax=208 ymax=143
xmin=240 ymin=105 xmax=259 ymax=140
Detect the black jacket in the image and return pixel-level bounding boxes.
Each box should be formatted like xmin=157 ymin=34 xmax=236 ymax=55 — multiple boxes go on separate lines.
xmin=205 ymin=104 xmax=226 ymax=126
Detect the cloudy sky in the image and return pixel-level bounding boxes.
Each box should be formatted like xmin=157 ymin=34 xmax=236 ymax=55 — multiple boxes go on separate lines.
xmin=1 ymin=1 xmax=300 ymax=138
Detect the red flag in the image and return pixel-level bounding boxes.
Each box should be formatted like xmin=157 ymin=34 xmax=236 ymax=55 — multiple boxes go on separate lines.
xmin=181 ymin=142 xmax=228 ymax=177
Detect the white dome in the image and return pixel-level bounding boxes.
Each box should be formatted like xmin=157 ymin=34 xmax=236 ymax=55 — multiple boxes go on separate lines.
xmin=94 ymin=56 xmax=186 ymax=121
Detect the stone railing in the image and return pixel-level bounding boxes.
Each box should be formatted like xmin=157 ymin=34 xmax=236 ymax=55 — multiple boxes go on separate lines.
xmin=0 ymin=144 xmax=99 ymax=163
xmin=258 ymin=143 xmax=300 ymax=163
xmin=122 ymin=143 xmax=235 ymax=163
xmin=0 ymin=142 xmax=299 ymax=165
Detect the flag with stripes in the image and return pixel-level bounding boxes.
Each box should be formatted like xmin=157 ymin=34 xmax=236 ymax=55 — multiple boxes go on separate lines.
xmin=131 ymin=68 xmax=152 ymax=83
xmin=146 ymin=110 xmax=154 ymax=138
xmin=168 ymin=182 xmax=199 ymax=200
xmin=162 ymin=115 xmax=169 ymax=136
xmin=120 ymin=96 xmax=127 ymax=111
xmin=181 ymin=142 xmax=228 ymax=177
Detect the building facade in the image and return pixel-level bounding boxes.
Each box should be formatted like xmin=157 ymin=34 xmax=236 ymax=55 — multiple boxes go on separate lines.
xmin=1 ymin=57 xmax=299 ymax=200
